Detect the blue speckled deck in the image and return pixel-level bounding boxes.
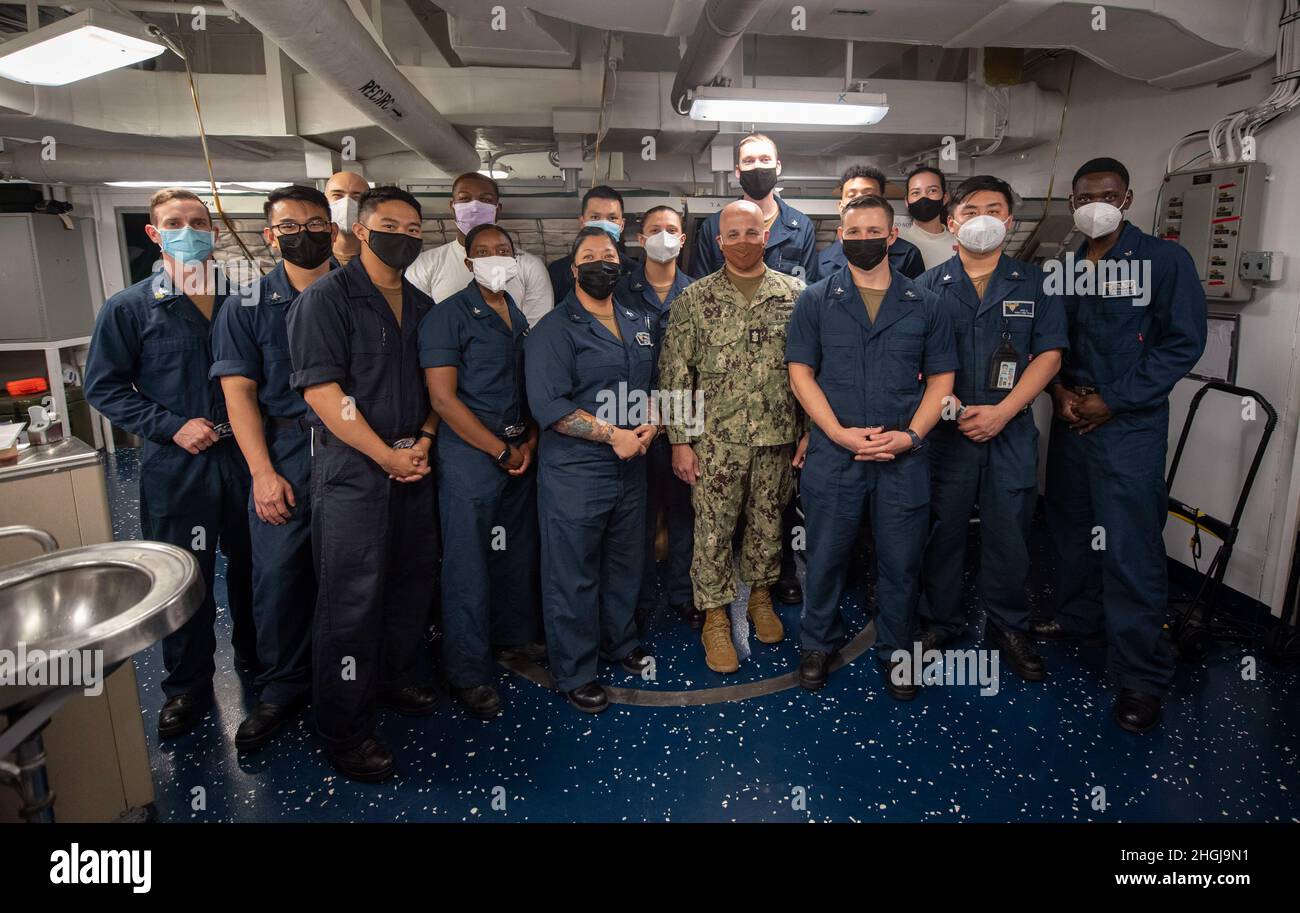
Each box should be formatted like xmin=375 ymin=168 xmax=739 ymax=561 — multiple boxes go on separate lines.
xmin=102 ymin=448 xmax=1299 ymax=823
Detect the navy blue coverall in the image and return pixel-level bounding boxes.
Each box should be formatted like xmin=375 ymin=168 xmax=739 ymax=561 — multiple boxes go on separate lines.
xmin=524 ymin=293 xmax=654 ymax=692
xmin=418 ymin=280 xmax=540 ymax=689
xmin=785 ymin=266 xmax=958 ymax=656
xmin=1045 ymin=222 xmax=1207 ymax=697
xmin=917 ymin=254 xmax=1068 ymax=638
xmin=286 ymin=257 xmax=438 ymax=751
xmin=210 ymin=262 xmax=320 ymax=704
xmin=615 ymin=264 xmax=696 ymax=616
xmin=692 ymin=196 xmax=817 ymax=280
xmin=84 ymin=270 xmax=254 ymax=698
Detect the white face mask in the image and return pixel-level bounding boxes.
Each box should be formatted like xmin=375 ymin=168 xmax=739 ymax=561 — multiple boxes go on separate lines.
xmin=955 ymin=214 xmax=1008 ymax=254
xmin=642 ymin=231 xmax=682 ymax=264
xmin=471 ymin=255 xmax=519 ymax=292
xmin=330 ymin=196 xmax=359 ymax=235
xmin=1072 ymin=201 xmax=1124 ymax=239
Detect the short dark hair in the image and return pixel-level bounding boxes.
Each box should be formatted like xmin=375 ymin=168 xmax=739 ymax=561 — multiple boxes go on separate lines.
xmin=639 ymin=204 xmax=682 ymax=229
xmin=949 ymin=175 xmax=1016 ymax=213
xmin=1072 ymin=157 xmax=1130 ymax=191
xmin=570 ymin=223 xmax=619 ymax=260
xmin=358 ymin=185 xmax=422 ymax=223
xmin=581 ymin=184 xmax=624 ymax=215
xmin=452 ymin=171 xmax=500 ymax=198
xmin=840 ymin=164 xmax=888 ymax=196
xmin=263 ymin=184 xmax=330 ymax=222
xmin=464 ymin=222 xmax=514 ymax=255
xmin=841 ymin=194 xmax=895 ymax=227
xmin=906 ymin=165 xmax=947 ymax=194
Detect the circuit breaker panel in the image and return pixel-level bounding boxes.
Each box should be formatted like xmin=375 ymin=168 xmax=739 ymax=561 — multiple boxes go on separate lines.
xmin=1160 ymin=162 xmax=1265 ymax=302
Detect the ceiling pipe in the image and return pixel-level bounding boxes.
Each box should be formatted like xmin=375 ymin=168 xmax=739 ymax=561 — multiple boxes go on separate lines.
xmin=669 ymin=0 xmax=766 ymax=116
xmin=223 ymin=0 xmax=481 ymax=175
xmin=0 ymin=143 xmax=308 ymax=183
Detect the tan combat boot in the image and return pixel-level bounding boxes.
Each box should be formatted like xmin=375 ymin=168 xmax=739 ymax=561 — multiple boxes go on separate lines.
xmin=747 ymin=586 xmax=785 ymax=644
xmin=701 ymin=607 xmax=739 ymax=673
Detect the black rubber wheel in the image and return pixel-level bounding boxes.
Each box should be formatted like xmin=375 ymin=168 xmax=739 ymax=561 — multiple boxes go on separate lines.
xmin=1177 ymin=624 xmax=1213 ymax=662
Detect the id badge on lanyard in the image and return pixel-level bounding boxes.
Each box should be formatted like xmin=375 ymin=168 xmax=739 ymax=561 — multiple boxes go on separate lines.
xmin=987 ymin=328 xmax=1019 ymax=392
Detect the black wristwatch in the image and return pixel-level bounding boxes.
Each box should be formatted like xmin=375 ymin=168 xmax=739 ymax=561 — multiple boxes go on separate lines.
xmin=418 ymin=430 xmax=436 ymax=446
xmin=905 ymin=428 xmax=924 ymax=453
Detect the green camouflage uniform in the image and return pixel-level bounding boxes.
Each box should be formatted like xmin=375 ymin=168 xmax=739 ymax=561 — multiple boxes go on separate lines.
xmin=658 ymin=266 xmax=805 ymax=610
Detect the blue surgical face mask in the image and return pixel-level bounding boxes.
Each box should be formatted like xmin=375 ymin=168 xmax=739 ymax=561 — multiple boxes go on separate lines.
xmin=158 ymin=226 xmax=215 ymax=262
xmin=586 ymin=219 xmax=622 ymax=243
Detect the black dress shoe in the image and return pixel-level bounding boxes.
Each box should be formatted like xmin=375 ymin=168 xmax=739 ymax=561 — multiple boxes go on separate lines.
xmin=1028 ymin=615 xmax=1105 ymax=645
xmin=378 ymin=685 xmax=439 ymax=717
xmin=673 ymin=601 xmax=705 ymax=630
xmin=986 ymin=623 xmax=1046 ymax=682
xmin=158 ymin=691 xmax=212 ymax=739
xmin=1028 ymin=616 xmax=1069 ymax=641
xmin=235 ymin=696 xmax=306 ymax=753
xmin=1114 ymin=689 xmax=1163 ymax=734
xmin=918 ymin=625 xmax=956 ymax=653
xmin=456 ymin=684 xmax=501 ymax=721
xmin=566 ymin=681 xmax=609 ymax=714
xmin=620 ymin=646 xmax=653 ymax=676
xmin=327 ymin=736 xmax=395 ymax=783
xmin=877 ymin=656 xmax=919 ymax=702
xmin=798 ymin=650 xmax=830 ymax=691
xmin=495 ymin=642 xmax=547 ymax=662
xmin=774 ymin=577 xmax=803 ymax=605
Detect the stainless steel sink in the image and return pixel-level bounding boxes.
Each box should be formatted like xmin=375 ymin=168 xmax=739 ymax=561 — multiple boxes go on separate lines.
xmin=0 ymin=538 xmax=204 ymax=712
xmin=0 ymin=528 xmax=204 ymax=821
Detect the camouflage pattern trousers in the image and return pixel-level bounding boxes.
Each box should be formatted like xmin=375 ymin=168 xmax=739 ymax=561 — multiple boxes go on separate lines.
xmin=689 ymin=437 xmax=795 ymax=611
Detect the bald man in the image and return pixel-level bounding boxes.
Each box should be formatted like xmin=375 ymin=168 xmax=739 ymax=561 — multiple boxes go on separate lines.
xmin=659 ymin=200 xmax=806 ymax=674
xmin=324 ymin=171 xmax=371 ymax=268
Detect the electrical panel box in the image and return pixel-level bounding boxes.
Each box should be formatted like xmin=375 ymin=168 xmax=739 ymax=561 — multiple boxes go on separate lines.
xmin=0 ymin=213 xmax=95 ymax=342
xmin=1160 ymin=162 xmax=1265 ymax=303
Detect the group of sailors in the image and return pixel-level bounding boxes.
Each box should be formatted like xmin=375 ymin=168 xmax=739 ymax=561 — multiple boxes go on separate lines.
xmin=83 ymin=132 xmax=1207 ymax=783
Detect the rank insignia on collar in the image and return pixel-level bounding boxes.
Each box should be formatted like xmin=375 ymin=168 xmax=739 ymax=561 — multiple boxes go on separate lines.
xmin=833 ymin=287 xmax=844 ymax=295
xmin=1124 ymin=250 xmax=1134 ymax=257
xmin=269 ymin=292 xmax=283 ymax=301
xmin=472 ymin=307 xmax=482 ymax=315
xmin=1010 ymin=271 xmax=1020 ymax=279
xmin=153 ymin=288 xmax=167 ymax=300
xmin=791 ymin=219 xmax=798 ymax=226
xmin=623 ymin=309 xmax=635 ymax=318
xmin=942 ymin=274 xmax=951 ymax=281
xmin=903 ymin=290 xmax=917 ymax=299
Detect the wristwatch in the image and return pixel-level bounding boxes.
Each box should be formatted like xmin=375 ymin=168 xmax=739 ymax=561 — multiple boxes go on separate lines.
xmin=905 ymin=428 xmax=925 ymax=453
xmin=495 ymin=444 xmax=512 ymax=466
xmin=418 ymin=430 xmax=436 ymax=446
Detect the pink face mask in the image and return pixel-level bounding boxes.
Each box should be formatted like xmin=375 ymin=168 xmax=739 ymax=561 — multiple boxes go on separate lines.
xmin=453 ymin=200 xmax=497 ymax=236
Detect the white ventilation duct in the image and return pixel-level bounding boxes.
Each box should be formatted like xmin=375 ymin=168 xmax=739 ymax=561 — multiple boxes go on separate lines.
xmin=223 ymin=0 xmax=480 ymax=175
xmin=669 ymin=0 xmax=767 ymax=115
xmin=0 ymin=144 xmax=308 ymax=184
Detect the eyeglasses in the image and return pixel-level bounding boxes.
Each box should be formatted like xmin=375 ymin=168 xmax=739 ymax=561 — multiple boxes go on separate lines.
xmin=271 ymin=219 xmax=331 ymax=234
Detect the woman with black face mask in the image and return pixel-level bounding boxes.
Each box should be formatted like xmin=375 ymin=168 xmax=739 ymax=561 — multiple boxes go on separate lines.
xmin=523 ymin=226 xmax=658 ymax=714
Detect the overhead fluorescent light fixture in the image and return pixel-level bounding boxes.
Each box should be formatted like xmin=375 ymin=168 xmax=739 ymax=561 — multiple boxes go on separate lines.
xmin=0 ymin=9 xmax=166 ymax=87
xmin=688 ymin=87 xmax=889 ymax=126
xmin=478 ymin=168 xmax=511 ymax=180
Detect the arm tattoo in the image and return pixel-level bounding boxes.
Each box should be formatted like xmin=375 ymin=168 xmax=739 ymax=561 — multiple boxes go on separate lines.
xmin=553 ymin=409 xmax=616 ymax=443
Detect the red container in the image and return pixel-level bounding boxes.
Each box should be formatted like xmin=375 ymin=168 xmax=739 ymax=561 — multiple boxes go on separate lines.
xmin=5 ymin=377 xmax=48 ymax=397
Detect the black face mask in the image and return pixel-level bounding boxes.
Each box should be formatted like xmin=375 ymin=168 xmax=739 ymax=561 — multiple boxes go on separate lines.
xmin=738 ymin=166 xmax=779 ymax=200
xmin=843 ymin=237 xmax=890 ymax=271
xmin=364 ymin=228 xmax=422 ymax=271
xmin=575 ymin=260 xmax=621 ymax=300
xmin=277 ymin=229 xmax=333 ymax=269
xmin=907 ymin=196 xmax=945 ymax=223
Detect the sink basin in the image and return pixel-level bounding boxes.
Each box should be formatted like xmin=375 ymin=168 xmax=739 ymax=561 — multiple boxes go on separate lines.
xmin=0 ymin=541 xmax=203 ymax=712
